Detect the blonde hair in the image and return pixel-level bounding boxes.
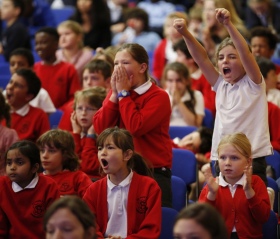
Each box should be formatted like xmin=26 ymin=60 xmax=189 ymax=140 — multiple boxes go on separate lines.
xmin=217 ymin=132 xmax=252 ymax=158
xmin=58 ymin=20 xmax=84 ymax=48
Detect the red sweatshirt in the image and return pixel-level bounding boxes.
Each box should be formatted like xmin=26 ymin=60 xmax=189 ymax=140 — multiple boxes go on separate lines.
xmin=93 ymin=83 xmax=172 ymax=168
xmin=268 ymin=101 xmax=280 ymax=152
xmin=83 ymin=172 xmax=162 ymax=239
xmin=199 ymin=175 xmax=270 ymax=239
xmin=34 ymin=61 xmax=80 ymax=109
xmin=0 ymin=175 xmax=60 ymax=239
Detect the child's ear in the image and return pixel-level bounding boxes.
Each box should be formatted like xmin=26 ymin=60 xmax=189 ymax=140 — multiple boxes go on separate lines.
xmin=139 ymin=63 xmax=148 ymax=74
xmin=31 ymin=163 xmax=40 ymax=174
xmin=124 ymin=149 xmax=133 ymax=162
xmin=247 ymin=157 xmax=252 ymax=165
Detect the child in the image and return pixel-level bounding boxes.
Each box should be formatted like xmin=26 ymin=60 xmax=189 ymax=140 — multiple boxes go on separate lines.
xmin=4 ymin=68 xmax=50 ymax=141
xmin=83 ymin=127 xmax=161 ymax=239
xmin=112 ymin=7 xmax=161 ymax=53
xmin=173 ymin=8 xmax=272 ymax=184
xmin=199 ymin=133 xmax=270 ymax=238
xmin=44 ymin=196 xmax=96 ymax=239
xmin=0 ymin=91 xmax=18 ymax=176
xmin=58 ymin=59 xmax=112 ymax=131
xmin=0 ymin=140 xmax=60 ymax=238
xmin=0 ymin=0 xmax=30 ymax=61
xmin=71 ymin=87 xmax=107 ymax=180
xmin=173 ymin=38 xmax=216 ymax=116
xmin=93 ymin=43 xmax=173 ymax=207
xmin=56 ymin=20 xmax=93 ymax=85
xmin=34 ymin=27 xmax=80 ymax=110
xmin=173 ymin=202 xmax=228 ymax=239
xmin=162 ymin=61 xmax=205 ymax=127
xmin=9 ymin=48 xmax=56 ymax=114
xmin=37 ymin=129 xmax=92 ymax=198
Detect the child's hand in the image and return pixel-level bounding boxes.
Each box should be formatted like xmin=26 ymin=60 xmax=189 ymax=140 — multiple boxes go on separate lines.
xmin=114 ymin=65 xmax=132 ymax=93
xmin=215 ymin=8 xmax=231 ymax=26
xmin=173 ymin=18 xmax=188 ymax=35
xmin=243 ymin=165 xmax=255 ymax=199
xmin=171 ymin=88 xmax=181 ymax=106
xmin=203 ymin=166 xmax=219 ymax=200
xmin=71 ymin=111 xmax=82 ymax=134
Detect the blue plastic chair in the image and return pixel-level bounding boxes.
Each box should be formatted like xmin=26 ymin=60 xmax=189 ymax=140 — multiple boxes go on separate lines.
xmin=171 ymin=175 xmax=186 ymax=212
xmin=266 ymin=150 xmax=280 ymax=179
xmin=202 ymin=108 xmax=214 ymax=129
xmin=51 ymin=7 xmax=75 ymax=26
xmin=262 ymin=210 xmax=278 ymax=239
xmin=169 ymin=126 xmax=197 ymax=140
xmin=267 ymin=177 xmax=279 ymax=214
xmin=0 ymin=74 xmax=11 ymax=91
xmin=159 ymin=207 xmax=178 ymax=239
xmin=49 ymin=109 xmax=63 ymax=129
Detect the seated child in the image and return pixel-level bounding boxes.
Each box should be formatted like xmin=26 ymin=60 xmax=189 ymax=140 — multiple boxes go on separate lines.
xmin=0 ymin=140 xmax=60 ymax=238
xmin=4 ymin=68 xmax=50 ymax=141
xmin=58 ymin=59 xmax=111 ymax=131
xmin=0 ymin=91 xmax=18 ymax=176
xmin=199 ymin=132 xmax=270 ymax=238
xmin=163 ymin=61 xmax=205 ymax=127
xmin=0 ymin=0 xmax=30 ymax=61
xmin=83 ymin=127 xmax=161 ymax=239
xmin=34 ymin=27 xmax=80 ymax=110
xmin=9 ymin=48 xmax=56 ymax=114
xmin=37 ymin=129 xmax=92 ymax=197
xmin=71 ymin=87 xmax=106 ymax=180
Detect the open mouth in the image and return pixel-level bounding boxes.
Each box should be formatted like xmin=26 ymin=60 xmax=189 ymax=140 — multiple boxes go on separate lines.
xmin=223 ymin=67 xmax=231 ymax=75
xmin=101 ymin=159 xmax=108 ymax=167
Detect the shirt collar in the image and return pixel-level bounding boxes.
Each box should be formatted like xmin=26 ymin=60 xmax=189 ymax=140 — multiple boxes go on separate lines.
xmin=107 ymin=170 xmax=133 ymax=190
xmin=218 ymin=172 xmax=245 ymax=187
xmin=134 ymin=80 xmax=152 ymax=95
xmin=14 ymin=104 xmax=30 ymax=116
xmin=41 ymin=59 xmax=61 ymax=65
xmin=12 ymin=173 xmax=39 ymax=192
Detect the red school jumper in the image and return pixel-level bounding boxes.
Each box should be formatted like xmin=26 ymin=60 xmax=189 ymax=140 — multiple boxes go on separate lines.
xmin=199 ymin=175 xmax=270 ymax=239
xmin=93 ymin=83 xmax=172 ymax=168
xmin=34 ymin=61 xmax=80 ymax=109
xmin=0 ymin=175 xmax=60 ymax=239
xmin=83 ymin=172 xmax=162 ymax=239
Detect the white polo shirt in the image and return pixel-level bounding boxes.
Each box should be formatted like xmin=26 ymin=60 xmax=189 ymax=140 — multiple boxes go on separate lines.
xmin=211 ymin=74 xmax=272 ymax=160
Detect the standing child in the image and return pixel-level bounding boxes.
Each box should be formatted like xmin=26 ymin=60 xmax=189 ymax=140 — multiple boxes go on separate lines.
xmin=0 ymin=91 xmax=18 ymax=175
xmin=0 ymin=140 xmax=60 ymax=238
xmin=83 ymin=127 xmax=161 ymax=239
xmin=173 ymin=8 xmax=272 ymax=184
xmin=4 ymin=68 xmax=50 ymax=141
xmin=34 ymin=27 xmax=80 ymax=110
xmin=93 ymin=43 xmax=173 ymax=207
xmin=162 ymin=61 xmax=205 ymax=127
xmin=71 ymin=87 xmax=107 ymax=180
xmin=37 ymin=129 xmax=92 ymax=198
xmin=199 ymin=133 xmax=270 ymax=238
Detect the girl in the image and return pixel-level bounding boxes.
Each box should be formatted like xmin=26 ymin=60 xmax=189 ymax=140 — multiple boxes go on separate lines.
xmin=57 ymin=20 xmax=93 ymax=85
xmin=83 ymin=127 xmax=161 ymax=239
xmin=71 ymin=87 xmax=107 ymax=180
xmin=199 ymin=133 xmax=270 ymax=238
xmin=0 ymin=91 xmax=18 ymax=175
xmin=0 ymin=140 xmax=60 ymax=238
xmin=163 ymin=61 xmax=205 ymax=127
xmin=69 ymin=0 xmax=111 ymax=50
xmin=44 ymin=196 xmax=96 ymax=239
xmin=37 ymin=129 xmax=92 ymax=198
xmin=173 ymin=202 xmax=228 ymax=239
xmin=173 ymin=8 xmax=272 ymax=184
xmin=93 ymin=43 xmax=173 ymax=207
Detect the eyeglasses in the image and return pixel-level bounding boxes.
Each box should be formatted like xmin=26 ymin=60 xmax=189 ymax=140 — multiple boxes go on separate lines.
xmin=76 ymin=107 xmax=98 ymax=113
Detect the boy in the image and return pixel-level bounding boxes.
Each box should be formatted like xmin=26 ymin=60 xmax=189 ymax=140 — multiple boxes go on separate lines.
xmin=0 ymin=140 xmax=60 ymax=238
xmin=34 ymin=27 xmax=80 ymax=110
xmin=9 ymin=48 xmax=56 ymax=114
xmin=4 ymin=68 xmax=50 ymax=141
xmin=0 ymin=0 xmax=31 ymax=61
xmin=58 ymin=59 xmax=111 ymax=131
xmin=173 ymin=38 xmax=216 ymax=116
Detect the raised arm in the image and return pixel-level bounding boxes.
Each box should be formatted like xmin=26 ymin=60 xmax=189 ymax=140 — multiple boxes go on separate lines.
xmin=215 ymin=8 xmax=262 ymax=84
xmin=173 ymin=19 xmax=219 ymax=86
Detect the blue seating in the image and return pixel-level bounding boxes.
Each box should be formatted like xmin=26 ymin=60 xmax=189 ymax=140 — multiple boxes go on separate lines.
xmin=262 ymin=210 xmax=278 ymax=239
xmin=266 ymin=150 xmax=280 ymax=179
xmin=267 ymin=177 xmax=279 ymax=214
xmin=49 ymin=109 xmax=63 ymax=129
xmin=171 ymin=175 xmax=186 ymax=212
xmin=202 ymin=108 xmax=214 ymax=129
xmin=51 ymin=7 xmax=75 ymax=26
xmin=159 ymin=207 xmax=178 ymax=239
xmin=0 ymin=63 xmax=10 ymax=75
xmin=169 ymin=126 xmax=197 ymax=140
xmin=0 ymin=75 xmax=11 ymax=91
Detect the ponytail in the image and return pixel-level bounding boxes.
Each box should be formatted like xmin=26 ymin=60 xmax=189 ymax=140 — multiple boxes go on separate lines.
xmin=128 ymin=152 xmax=154 ymax=178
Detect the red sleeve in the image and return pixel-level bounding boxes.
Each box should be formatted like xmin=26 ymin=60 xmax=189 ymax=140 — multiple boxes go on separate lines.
xmin=152 ymin=40 xmax=166 ymax=81
xmin=0 ymin=206 xmax=9 ymax=238
xmin=74 ymin=171 xmax=92 ymax=198
xmin=58 ymin=103 xmax=73 ymax=131
xmin=268 ymin=102 xmax=280 ymax=152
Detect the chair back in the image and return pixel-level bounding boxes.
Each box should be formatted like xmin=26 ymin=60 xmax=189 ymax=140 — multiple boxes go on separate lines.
xmin=266 ymin=150 xmax=280 ymax=179
xmin=202 ymin=108 xmax=214 ymax=129
xmin=171 ymin=176 xmax=186 ymax=212
xmin=169 ymin=126 xmax=197 ymax=140
xmin=267 ymin=176 xmax=279 ymax=214
xmin=49 ymin=109 xmax=63 ymax=129
xmin=262 ymin=210 xmax=278 ymax=239
xmin=159 ymin=207 xmax=178 ymax=239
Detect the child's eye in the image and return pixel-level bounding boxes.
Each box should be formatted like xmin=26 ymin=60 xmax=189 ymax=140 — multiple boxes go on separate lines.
xmin=6 ymin=161 xmax=12 ymax=166
xmin=17 ymin=161 xmax=24 ymax=165
xmin=97 ymin=146 xmax=103 ymax=151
